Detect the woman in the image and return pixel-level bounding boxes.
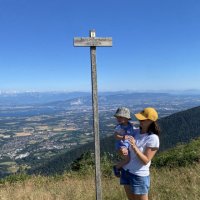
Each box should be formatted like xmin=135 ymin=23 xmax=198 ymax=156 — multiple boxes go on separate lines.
xmin=120 ymin=107 xmax=160 ymax=200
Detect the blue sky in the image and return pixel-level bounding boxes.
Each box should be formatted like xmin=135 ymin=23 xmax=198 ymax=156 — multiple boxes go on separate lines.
xmin=0 ymin=0 xmax=200 ymax=92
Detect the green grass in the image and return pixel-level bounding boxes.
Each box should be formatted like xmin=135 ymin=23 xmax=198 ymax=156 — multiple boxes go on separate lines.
xmin=0 ymin=165 xmax=200 ymax=200
xmin=1 ymin=137 xmax=200 ymax=199
xmin=152 ymin=138 xmax=200 ymax=167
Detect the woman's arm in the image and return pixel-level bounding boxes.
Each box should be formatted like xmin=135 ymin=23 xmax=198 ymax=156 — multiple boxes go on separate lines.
xmin=129 ymin=136 xmax=158 ymax=165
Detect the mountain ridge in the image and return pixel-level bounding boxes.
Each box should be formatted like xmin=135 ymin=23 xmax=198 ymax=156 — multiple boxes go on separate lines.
xmin=1 ymin=91 xmax=200 ymax=106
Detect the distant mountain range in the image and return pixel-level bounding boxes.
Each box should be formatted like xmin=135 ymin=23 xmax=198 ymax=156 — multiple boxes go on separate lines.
xmin=0 ymin=92 xmax=90 ymax=105
xmin=31 ymin=92 xmax=200 ymax=111
xmin=0 ymin=90 xmax=200 ymax=106
xmin=2 ymin=92 xmax=199 ymax=118
xmin=44 ymin=92 xmax=172 ymax=107
xmin=28 ymin=106 xmax=200 ymax=175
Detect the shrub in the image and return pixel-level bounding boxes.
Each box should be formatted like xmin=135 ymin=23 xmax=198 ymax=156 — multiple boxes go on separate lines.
xmin=152 ymin=138 xmax=200 ymax=168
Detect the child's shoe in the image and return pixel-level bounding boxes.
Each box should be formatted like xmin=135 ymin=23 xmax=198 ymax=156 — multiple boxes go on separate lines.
xmin=113 ymin=166 xmax=121 ymax=177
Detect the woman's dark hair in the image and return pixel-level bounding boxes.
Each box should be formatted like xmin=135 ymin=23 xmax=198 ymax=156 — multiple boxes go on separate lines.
xmin=148 ymin=121 xmax=160 ymax=136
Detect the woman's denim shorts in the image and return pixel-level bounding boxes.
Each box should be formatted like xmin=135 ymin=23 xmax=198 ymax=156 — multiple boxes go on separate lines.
xmin=120 ymin=168 xmax=150 ymax=195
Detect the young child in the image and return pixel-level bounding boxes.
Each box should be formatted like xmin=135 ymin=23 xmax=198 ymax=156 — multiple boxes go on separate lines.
xmin=113 ymin=107 xmax=135 ymax=177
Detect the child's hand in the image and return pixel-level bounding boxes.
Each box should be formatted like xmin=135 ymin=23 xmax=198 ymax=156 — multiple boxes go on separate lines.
xmin=123 ymin=135 xmax=130 ymax=140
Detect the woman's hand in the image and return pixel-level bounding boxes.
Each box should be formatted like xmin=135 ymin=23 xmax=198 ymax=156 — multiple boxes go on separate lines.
xmin=128 ymin=136 xmax=136 ymax=147
xmin=129 ymin=136 xmax=158 ymax=165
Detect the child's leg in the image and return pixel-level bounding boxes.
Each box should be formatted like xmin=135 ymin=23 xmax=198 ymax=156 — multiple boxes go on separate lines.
xmin=113 ymin=147 xmax=130 ymax=177
xmin=116 ymin=147 xmax=130 ymax=169
xmin=116 ymin=153 xmax=130 ymax=169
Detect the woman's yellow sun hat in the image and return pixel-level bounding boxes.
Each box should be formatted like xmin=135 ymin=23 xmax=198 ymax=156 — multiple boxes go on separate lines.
xmin=134 ymin=107 xmax=158 ymax=122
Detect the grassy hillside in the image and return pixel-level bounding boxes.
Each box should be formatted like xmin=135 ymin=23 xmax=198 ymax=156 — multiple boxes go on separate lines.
xmin=159 ymin=106 xmax=200 ymax=151
xmin=1 ymin=166 xmax=200 ymax=200
xmin=1 ymin=137 xmax=200 ymax=200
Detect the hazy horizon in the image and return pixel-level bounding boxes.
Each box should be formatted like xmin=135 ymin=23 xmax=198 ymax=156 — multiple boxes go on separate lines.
xmin=0 ymin=89 xmax=200 ymax=94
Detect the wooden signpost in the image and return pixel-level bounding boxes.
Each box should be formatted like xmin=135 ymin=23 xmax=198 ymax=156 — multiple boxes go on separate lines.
xmin=74 ymin=30 xmax=112 ymax=200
